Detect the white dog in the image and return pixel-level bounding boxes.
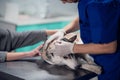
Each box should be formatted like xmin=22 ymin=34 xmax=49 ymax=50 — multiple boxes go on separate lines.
xmin=41 ymin=33 xmax=102 ymax=74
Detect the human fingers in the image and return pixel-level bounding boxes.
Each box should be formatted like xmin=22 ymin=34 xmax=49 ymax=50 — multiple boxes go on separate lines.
xmin=35 ymin=49 xmax=41 ymax=56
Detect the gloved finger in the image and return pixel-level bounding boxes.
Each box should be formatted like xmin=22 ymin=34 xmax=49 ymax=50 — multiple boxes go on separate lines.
xmin=55 ymin=38 xmax=63 ymax=43
xmin=44 ymin=35 xmax=58 ymax=50
xmin=44 ymin=39 xmax=52 ymax=50
xmin=43 ymin=42 xmax=49 ymax=50
xmin=43 ymin=39 xmax=51 ymax=50
xmin=57 ymin=34 xmax=64 ymax=40
xmin=57 ymin=37 xmax=63 ymax=40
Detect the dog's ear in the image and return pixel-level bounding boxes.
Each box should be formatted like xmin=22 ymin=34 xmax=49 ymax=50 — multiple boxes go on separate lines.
xmin=62 ymin=33 xmax=77 ymax=43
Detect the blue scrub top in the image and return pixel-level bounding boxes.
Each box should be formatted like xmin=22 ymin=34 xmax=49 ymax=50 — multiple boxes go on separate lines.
xmin=78 ymin=0 xmax=120 ymax=80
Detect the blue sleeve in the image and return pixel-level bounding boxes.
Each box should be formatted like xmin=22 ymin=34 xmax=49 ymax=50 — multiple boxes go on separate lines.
xmin=86 ymin=1 xmax=120 ymax=43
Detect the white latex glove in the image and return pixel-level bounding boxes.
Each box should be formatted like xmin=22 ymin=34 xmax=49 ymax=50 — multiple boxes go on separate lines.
xmin=44 ymin=29 xmax=66 ymax=50
xmin=49 ymin=40 xmax=74 ymax=56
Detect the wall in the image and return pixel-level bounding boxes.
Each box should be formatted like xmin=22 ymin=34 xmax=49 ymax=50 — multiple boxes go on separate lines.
xmin=0 ymin=0 xmax=78 ymax=19
xmin=0 ymin=0 xmax=9 ymax=17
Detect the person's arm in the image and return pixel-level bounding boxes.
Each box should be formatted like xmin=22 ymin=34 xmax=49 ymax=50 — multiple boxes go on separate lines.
xmin=46 ymin=17 xmax=80 ymax=35
xmin=64 ymin=17 xmax=80 ymax=34
xmin=45 ymin=30 xmax=58 ymax=36
xmin=0 ymin=29 xmax=58 ymax=51
xmin=50 ymin=40 xmax=117 ymax=57
xmin=6 ymin=52 xmax=31 ymax=61
xmin=0 ymin=47 xmax=40 ymax=62
xmin=46 ymin=17 xmax=80 ymax=34
xmin=0 ymin=28 xmax=56 ymax=62
xmin=5 ymin=30 xmax=58 ymax=61
xmin=12 ymin=30 xmax=59 ymax=49
xmin=6 ymin=45 xmax=43 ymax=61
xmin=73 ymin=41 xmax=117 ymax=54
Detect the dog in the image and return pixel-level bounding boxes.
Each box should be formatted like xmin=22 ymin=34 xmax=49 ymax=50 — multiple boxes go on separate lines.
xmin=41 ymin=33 xmax=102 ymax=74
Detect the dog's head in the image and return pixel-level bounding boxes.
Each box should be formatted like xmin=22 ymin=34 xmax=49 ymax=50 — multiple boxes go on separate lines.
xmin=41 ymin=33 xmax=78 ymax=68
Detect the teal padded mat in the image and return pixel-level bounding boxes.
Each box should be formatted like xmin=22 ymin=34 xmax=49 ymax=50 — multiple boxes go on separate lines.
xmin=16 ymin=21 xmax=70 ymax=52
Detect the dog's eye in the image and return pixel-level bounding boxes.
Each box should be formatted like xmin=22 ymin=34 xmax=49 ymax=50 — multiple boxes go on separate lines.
xmin=50 ymin=53 xmax=54 ymax=56
xmin=63 ymin=56 xmax=69 ymax=59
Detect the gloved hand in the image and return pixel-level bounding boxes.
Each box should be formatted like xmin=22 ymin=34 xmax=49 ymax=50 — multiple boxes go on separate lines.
xmin=44 ymin=29 xmax=66 ymax=50
xmin=49 ymin=40 xmax=74 ymax=56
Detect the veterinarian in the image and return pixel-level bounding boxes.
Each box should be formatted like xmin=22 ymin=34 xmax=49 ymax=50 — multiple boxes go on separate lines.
xmin=0 ymin=27 xmax=58 ymax=62
xmin=44 ymin=0 xmax=120 ymax=80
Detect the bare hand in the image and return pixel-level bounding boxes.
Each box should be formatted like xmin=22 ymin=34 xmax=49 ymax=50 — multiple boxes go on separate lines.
xmin=27 ymin=45 xmax=43 ymax=57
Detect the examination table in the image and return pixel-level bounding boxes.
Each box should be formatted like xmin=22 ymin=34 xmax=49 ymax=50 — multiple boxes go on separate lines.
xmin=0 ymin=57 xmax=97 ymax=80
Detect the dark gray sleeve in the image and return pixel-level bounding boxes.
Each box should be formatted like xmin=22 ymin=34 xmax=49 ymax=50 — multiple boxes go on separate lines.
xmin=0 ymin=28 xmax=47 ymax=62
xmin=10 ymin=30 xmax=47 ymax=50
xmin=0 ymin=51 xmax=7 ymax=62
